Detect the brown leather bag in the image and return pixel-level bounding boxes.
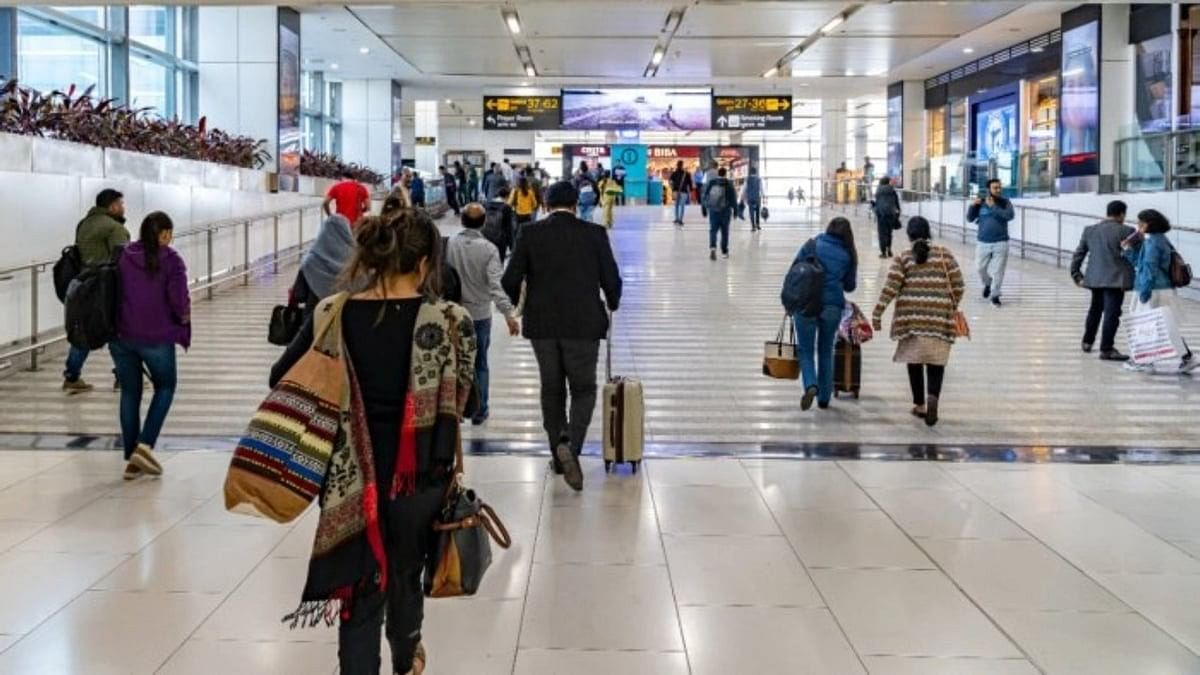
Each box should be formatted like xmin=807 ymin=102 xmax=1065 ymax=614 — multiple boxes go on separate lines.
xmin=763 ymin=314 xmax=801 ymax=380
xmin=941 ymin=253 xmax=971 ymax=340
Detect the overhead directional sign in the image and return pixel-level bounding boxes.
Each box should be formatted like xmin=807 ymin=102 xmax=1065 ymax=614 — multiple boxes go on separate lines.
xmin=711 ymin=95 xmax=793 ymax=130
xmin=482 ymin=96 xmax=561 ymax=130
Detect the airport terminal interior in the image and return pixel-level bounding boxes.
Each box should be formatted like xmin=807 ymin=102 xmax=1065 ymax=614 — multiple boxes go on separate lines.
xmin=2 ymin=1 xmax=1200 ymax=674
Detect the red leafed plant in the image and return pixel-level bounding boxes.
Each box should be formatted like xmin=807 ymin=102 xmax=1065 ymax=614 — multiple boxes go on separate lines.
xmin=300 ymin=149 xmax=384 ymax=185
xmin=0 ymin=79 xmax=272 ymax=169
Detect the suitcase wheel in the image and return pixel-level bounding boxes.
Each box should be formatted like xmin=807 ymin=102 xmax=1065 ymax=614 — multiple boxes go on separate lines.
xmin=604 ymin=460 xmax=613 ymax=473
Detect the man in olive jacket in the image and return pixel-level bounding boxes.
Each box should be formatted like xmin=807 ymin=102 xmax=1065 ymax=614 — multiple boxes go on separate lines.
xmin=1071 ymin=200 xmax=1135 ymax=361
xmin=63 ymin=189 xmax=130 ymax=393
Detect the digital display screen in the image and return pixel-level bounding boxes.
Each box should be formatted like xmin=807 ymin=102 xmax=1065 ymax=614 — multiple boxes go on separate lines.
xmin=561 ymin=88 xmax=712 ymax=131
xmin=975 ymin=103 xmax=1018 ymax=162
xmin=1060 ymin=20 xmax=1100 ymax=175
xmin=886 ymin=94 xmax=903 ymax=182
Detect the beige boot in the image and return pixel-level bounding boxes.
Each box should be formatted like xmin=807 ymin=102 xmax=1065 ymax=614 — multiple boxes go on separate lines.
xmin=130 ymin=444 xmax=163 ymax=476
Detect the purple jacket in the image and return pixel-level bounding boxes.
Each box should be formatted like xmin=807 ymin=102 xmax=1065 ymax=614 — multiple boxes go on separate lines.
xmin=116 ymin=242 xmax=192 ymax=349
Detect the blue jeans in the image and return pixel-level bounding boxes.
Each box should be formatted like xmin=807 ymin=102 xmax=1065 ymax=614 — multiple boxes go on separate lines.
xmin=708 ymin=209 xmax=732 ymax=253
xmin=579 ymin=204 xmax=596 ymax=222
xmin=64 ymin=344 xmax=89 ymax=382
xmin=794 ymin=305 xmax=843 ymax=405
xmin=473 ymin=319 xmax=492 ymax=419
xmin=748 ymin=200 xmax=762 ymax=228
xmin=673 ymin=191 xmax=689 ymax=222
xmin=109 ymin=341 xmax=177 ymax=459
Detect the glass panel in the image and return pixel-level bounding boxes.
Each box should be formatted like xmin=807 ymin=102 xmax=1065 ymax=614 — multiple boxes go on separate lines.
xmin=17 ymin=12 xmax=106 ymax=95
xmin=130 ymin=53 xmax=169 ymax=115
xmin=129 ymin=6 xmax=170 ymax=53
xmin=302 ymin=114 xmax=319 ymax=152
xmin=51 ymin=6 xmax=106 ymax=29
xmin=325 ymin=122 xmax=341 ymax=156
xmin=327 ymin=81 xmax=342 ymax=120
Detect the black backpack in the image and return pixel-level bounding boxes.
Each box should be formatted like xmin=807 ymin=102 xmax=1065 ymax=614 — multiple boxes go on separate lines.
xmin=482 ymin=203 xmax=507 ymax=248
xmin=53 ymin=245 xmax=83 ymax=303
xmin=64 ymin=256 xmax=121 ymax=350
xmin=781 ymin=239 xmax=825 ymax=318
xmin=706 ymin=181 xmax=730 ymax=212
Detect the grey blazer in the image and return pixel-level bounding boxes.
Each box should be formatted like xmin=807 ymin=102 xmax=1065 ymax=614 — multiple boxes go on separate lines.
xmin=1070 ymin=219 xmax=1136 ymax=290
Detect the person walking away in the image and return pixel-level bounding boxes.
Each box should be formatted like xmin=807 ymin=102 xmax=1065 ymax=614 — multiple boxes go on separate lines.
xmin=669 ymin=160 xmax=693 ymax=226
xmin=409 ymin=171 xmax=426 ymax=208
xmin=509 ymin=175 xmax=541 ymax=238
xmin=527 ymin=168 xmax=544 ymax=220
xmin=788 ymin=188 xmax=795 ymax=206
xmin=485 ymin=186 xmax=517 ymax=262
xmin=323 ymin=170 xmax=371 ymax=229
xmin=967 ymin=178 xmax=1014 ymax=307
xmin=270 ymin=210 xmax=475 ymax=675
xmin=613 ymin=163 xmax=627 ymax=206
xmin=743 ymin=166 xmax=764 ymax=232
xmin=703 ymin=167 xmax=736 ymax=260
xmin=292 ymin=214 xmax=355 ymax=316
xmin=440 ymin=165 xmax=460 ymax=216
xmin=501 ymin=158 xmax=516 ymax=184
xmin=111 ymin=212 xmax=190 ymax=479
xmin=872 ymin=216 xmax=965 ymax=426
xmin=1122 ymin=208 xmax=1195 ymax=372
xmin=454 ymin=161 xmax=468 ymax=202
xmin=1071 ymin=200 xmax=1135 ymax=361
xmin=466 ymin=163 xmax=480 ymax=202
xmin=598 ymin=170 xmax=623 ymax=228
xmin=482 ymin=163 xmax=496 ymax=200
xmin=63 ymin=188 xmax=130 ymax=394
xmin=448 ymin=204 xmax=520 ymax=425
xmin=701 ymin=161 xmax=719 ymax=218
xmin=791 ymin=217 xmax=858 ymax=410
xmin=487 ymin=162 xmax=511 ymax=201
xmin=502 ymin=182 xmax=622 ymax=492
xmin=873 ymin=177 xmax=901 ymax=258
xmin=574 ymin=161 xmax=600 ymax=223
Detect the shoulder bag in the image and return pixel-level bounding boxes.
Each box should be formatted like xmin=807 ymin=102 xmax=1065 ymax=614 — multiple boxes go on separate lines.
xmin=763 ymin=314 xmax=800 ymax=380
xmin=940 ymin=251 xmax=971 ymax=340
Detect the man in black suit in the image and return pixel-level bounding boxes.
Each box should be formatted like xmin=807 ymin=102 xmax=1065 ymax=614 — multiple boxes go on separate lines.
xmin=502 ymin=181 xmax=623 ymax=491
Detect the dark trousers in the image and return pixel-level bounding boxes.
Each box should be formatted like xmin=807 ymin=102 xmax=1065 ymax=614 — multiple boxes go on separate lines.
xmin=906 ymin=364 xmax=945 ymax=406
xmin=338 ymin=481 xmax=446 ymax=675
xmin=108 ymin=341 xmax=177 ymax=460
xmin=708 ymin=209 xmax=732 ymax=254
xmin=748 ymin=200 xmax=762 ymax=228
xmin=877 ymin=219 xmax=895 ymax=255
xmin=473 ymin=318 xmax=492 ymax=419
xmin=1083 ymin=288 xmax=1125 ymax=352
xmin=530 ymin=338 xmax=600 ymax=460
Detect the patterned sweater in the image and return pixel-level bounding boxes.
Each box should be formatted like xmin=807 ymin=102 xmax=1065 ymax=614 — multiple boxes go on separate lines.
xmin=872 ymin=245 xmax=966 ymax=343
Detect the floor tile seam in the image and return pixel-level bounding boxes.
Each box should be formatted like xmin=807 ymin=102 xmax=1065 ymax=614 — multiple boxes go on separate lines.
xmin=674 ymin=601 xmax=828 ymax=610
xmin=933 ymin=465 xmax=1200 ymax=661
xmin=834 ymin=461 xmax=1045 ymax=672
xmin=735 ymin=458 xmax=871 ymax=674
xmin=506 ymin=465 xmax=551 ymax=675
xmin=643 ymin=464 xmax=696 ymax=675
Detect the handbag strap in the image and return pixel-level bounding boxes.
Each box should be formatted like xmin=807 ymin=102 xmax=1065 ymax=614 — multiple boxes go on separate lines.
xmin=936 ymin=247 xmax=957 ymax=303
xmin=429 ymin=501 xmax=513 ymax=549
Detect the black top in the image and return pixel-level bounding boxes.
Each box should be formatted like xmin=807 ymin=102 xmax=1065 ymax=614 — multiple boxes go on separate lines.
xmin=669 ymin=168 xmax=693 ymax=193
xmin=501 ymin=211 xmax=622 ymax=340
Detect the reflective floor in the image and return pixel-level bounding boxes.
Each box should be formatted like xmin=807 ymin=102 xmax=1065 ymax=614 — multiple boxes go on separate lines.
xmin=0 ymin=205 xmax=1197 ymax=448
xmin=0 ymin=452 xmax=1195 ymax=673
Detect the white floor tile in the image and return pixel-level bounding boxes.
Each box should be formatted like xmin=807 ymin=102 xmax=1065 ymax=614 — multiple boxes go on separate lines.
xmin=663 ymin=535 xmax=823 ymax=607
xmin=1095 ymin=573 xmax=1200 ymax=654
xmin=0 ymin=520 xmax=47 ymax=552
xmin=867 ymin=487 xmax=1030 ymax=540
xmin=862 ymin=655 xmax=1040 ymax=675
xmin=0 ymin=472 xmax=117 ymax=522
xmin=420 ymin=598 xmax=523 ymax=675
xmin=838 ymin=462 xmax=960 ymax=489
xmin=157 ymin=639 xmax=338 ymax=675
xmin=15 ymin=495 xmax=201 ymax=554
xmin=0 ymin=550 xmax=128 ymax=634
xmin=463 ymin=455 xmax=549 ymax=484
xmin=519 ymin=563 xmax=683 ymax=651
xmin=680 ymin=605 xmax=865 ymax=675
xmin=811 ymin=568 xmax=1022 ymax=658
xmin=543 ymin=459 xmax=653 ymax=509
xmin=776 ymin=509 xmax=934 ymax=570
xmin=648 ymin=457 xmax=753 ymax=487
xmin=654 ymin=485 xmax=780 ymax=536
xmin=745 ymin=460 xmax=877 ymax=511
xmin=535 ymin=506 xmax=664 ymax=565
xmin=193 ymin=556 xmax=337 ymax=643
xmin=991 ymin=609 xmax=1200 ymax=675
xmin=1014 ymin=510 xmax=1200 ymax=575
xmin=514 ymin=648 xmax=689 ymax=675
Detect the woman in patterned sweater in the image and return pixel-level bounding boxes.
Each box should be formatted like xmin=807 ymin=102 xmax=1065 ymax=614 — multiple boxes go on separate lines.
xmin=872 ymin=216 xmax=965 ymax=426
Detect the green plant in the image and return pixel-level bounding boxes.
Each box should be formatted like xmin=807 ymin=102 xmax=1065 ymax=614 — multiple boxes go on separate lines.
xmin=0 ymin=79 xmax=272 ymax=169
xmin=300 ymin=149 xmax=384 ymax=185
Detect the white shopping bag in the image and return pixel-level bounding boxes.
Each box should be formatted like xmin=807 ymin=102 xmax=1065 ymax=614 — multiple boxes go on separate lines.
xmin=1126 ymin=307 xmax=1185 ymax=365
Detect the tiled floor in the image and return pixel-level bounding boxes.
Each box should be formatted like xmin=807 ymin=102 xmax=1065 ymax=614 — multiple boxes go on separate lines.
xmin=1 ymin=205 xmax=1197 ymax=448
xmin=0 ymin=451 xmax=1194 ymax=673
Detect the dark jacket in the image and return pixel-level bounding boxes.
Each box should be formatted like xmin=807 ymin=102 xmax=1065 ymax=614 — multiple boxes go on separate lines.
xmin=116 ymin=242 xmax=191 ymax=348
xmin=798 ymin=233 xmax=857 ymax=309
xmin=501 ymin=211 xmax=622 ymax=340
xmin=76 ymin=207 xmax=130 ymax=264
xmin=703 ymin=177 xmax=735 ymax=213
xmin=967 ymin=197 xmax=1015 ymax=243
xmin=1071 ymin=219 xmax=1136 ymax=290
xmin=872 ymin=184 xmax=900 ymax=224
xmin=410 ymin=176 xmax=426 ymax=203
xmin=669 ymin=169 xmax=693 ymax=194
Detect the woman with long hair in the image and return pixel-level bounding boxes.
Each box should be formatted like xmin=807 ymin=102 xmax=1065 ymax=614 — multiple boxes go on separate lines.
xmin=292 ymin=213 xmax=355 ymax=315
xmin=509 ymin=173 xmax=540 ymax=236
xmin=110 ymin=211 xmax=190 ymax=479
xmin=1123 ymin=208 xmax=1194 ymax=372
xmin=792 ymin=217 xmax=858 ymax=410
xmin=270 ymin=209 xmax=475 ymax=675
xmin=872 ymin=216 xmax=965 ymax=425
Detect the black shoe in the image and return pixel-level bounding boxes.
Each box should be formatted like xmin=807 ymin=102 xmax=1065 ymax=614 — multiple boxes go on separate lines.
xmin=1081 ymin=342 xmax=1093 ymax=354
xmin=818 ymin=401 xmax=830 ymax=410
xmin=710 ymin=248 xmax=717 ymax=261
xmin=991 ymin=297 xmax=1002 ymax=308
xmin=983 ymin=285 xmax=991 ymax=299
xmin=879 ymin=253 xmax=889 ymax=259
xmin=471 ymin=412 xmax=489 ymax=426
xmin=801 ymin=386 xmax=817 ymax=411
xmin=548 ymin=459 xmax=564 ymax=476
xmin=1100 ymin=350 xmax=1130 ymax=362
xmin=554 ymin=441 xmax=583 ymax=492
xmin=925 ymin=396 xmax=940 ymax=427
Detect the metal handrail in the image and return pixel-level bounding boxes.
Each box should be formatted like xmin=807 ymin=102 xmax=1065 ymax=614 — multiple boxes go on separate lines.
xmin=0 ymin=200 xmax=322 ymax=372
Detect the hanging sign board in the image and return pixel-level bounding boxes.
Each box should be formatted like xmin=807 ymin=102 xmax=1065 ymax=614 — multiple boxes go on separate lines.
xmin=483 ymin=96 xmax=561 ymax=130
xmin=711 ymin=95 xmax=793 ymax=130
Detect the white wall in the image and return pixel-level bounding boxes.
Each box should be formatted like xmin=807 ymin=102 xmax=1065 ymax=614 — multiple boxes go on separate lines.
xmin=342 ymin=79 xmax=394 ymax=177
xmin=198 ymin=6 xmax=280 ymax=172
xmin=399 ymin=122 xmax=534 ymax=174
xmin=0 ymin=133 xmax=321 ymax=348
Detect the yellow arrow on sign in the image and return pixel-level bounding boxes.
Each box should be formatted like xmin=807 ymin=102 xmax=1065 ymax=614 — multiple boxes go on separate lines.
xmin=486 ymin=99 xmax=498 ymax=111
xmin=779 ymin=98 xmax=791 ymax=111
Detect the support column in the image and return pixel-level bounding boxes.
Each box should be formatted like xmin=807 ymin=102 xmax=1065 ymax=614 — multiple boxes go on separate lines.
xmin=821 ymin=98 xmax=848 ymax=178
xmin=1099 ymin=3 xmax=1134 ymax=182
xmin=414 ymin=100 xmax=440 ymax=177
xmin=342 ymin=79 xmax=394 ymax=177
xmin=0 ymin=8 xmax=15 ymax=81
xmin=902 ymin=81 xmax=925 ymax=190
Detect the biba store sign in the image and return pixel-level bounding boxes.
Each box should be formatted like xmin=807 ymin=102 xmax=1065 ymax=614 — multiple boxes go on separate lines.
xmin=649 ymin=146 xmax=701 ymax=159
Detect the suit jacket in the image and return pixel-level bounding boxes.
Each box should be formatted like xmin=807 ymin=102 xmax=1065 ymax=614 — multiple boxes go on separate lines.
xmin=501 ymin=211 xmax=622 ymax=340
xmin=1071 ymin=219 xmax=1136 ymax=290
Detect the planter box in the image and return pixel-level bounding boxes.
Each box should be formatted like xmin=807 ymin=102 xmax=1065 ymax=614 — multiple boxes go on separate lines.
xmin=0 ymin=133 xmax=33 ymax=172
xmin=204 ymin=163 xmax=240 ymax=191
xmin=160 ymin=156 xmax=207 ymax=188
xmin=30 ymin=136 xmax=104 ymax=177
xmin=106 ymin=147 xmax=163 ymax=183
xmin=238 ymin=168 xmax=269 ymax=192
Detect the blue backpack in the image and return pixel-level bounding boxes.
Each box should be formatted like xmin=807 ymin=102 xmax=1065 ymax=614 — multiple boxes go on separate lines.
xmin=781 ymin=239 xmax=825 ymax=318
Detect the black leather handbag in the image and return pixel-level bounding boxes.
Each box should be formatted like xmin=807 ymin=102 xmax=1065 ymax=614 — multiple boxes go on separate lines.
xmin=268 ymin=304 xmax=303 ymax=346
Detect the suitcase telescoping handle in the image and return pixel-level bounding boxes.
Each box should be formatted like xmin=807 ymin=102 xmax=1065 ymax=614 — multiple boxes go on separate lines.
xmin=606 ymin=311 xmax=614 ymax=383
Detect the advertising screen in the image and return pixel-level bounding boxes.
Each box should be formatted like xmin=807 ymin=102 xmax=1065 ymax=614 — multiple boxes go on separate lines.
xmin=277 ymin=9 xmax=302 ymax=191
xmin=975 ymin=103 xmax=1018 ymax=162
xmin=886 ymin=93 xmax=903 ymax=183
xmin=1134 ymin=34 xmax=1172 ymax=133
xmin=1060 ymin=20 xmax=1100 ymax=176
xmin=562 ymin=89 xmax=711 ymax=131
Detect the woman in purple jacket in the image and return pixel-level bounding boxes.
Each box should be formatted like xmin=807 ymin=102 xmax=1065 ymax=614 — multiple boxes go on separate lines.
xmin=110 ymin=212 xmax=191 ymax=480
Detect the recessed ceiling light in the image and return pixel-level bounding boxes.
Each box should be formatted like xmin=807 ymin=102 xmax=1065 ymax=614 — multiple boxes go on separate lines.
xmin=520 ymin=81 xmax=529 ymax=86
xmin=869 ymin=69 xmax=887 ymax=77
xmin=652 ymin=47 xmax=665 ymax=65
xmin=1031 ymin=46 xmax=1044 ymax=53
xmin=504 ymin=12 xmax=522 ymax=35
xmin=525 ymin=64 xmax=537 ymax=78
xmin=845 ymin=70 xmax=855 ymax=77
xmin=820 ymin=14 xmax=844 ymax=34
xmin=963 ymin=47 xmax=975 ymax=54
xmin=468 ymin=119 xmax=476 ymax=126
xmin=359 ymin=47 xmax=370 ymax=54
xmin=762 ymin=66 xmax=779 ymax=78
xmin=330 ymin=63 xmax=339 ymax=70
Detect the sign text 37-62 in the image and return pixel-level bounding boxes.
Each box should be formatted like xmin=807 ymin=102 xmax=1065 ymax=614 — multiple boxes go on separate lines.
xmin=483 ymin=96 xmax=561 ymax=130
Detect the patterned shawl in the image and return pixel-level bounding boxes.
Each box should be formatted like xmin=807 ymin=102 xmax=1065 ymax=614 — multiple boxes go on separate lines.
xmin=284 ymin=293 xmax=476 ymax=628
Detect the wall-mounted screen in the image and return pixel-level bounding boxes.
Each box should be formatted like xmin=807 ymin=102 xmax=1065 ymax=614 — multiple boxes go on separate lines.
xmin=976 ymin=103 xmax=1018 ymax=162
xmin=561 ymin=88 xmax=712 ymax=131
xmin=1060 ymin=19 xmax=1100 ymax=176
xmin=886 ymin=92 xmax=903 ymax=182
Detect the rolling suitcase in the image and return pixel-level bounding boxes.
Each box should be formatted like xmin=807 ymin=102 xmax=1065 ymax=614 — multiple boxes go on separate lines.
xmin=602 ymin=320 xmax=644 ymax=474
xmin=833 ymin=339 xmax=862 ymax=399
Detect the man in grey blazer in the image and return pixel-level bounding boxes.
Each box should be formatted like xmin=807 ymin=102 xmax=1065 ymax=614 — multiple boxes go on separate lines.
xmin=1071 ymin=200 xmax=1136 ymax=361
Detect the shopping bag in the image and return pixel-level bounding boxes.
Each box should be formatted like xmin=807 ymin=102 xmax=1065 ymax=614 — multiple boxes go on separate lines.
xmin=1126 ymin=307 xmax=1185 ymax=365
xmin=837 ymin=303 xmax=875 ymax=345
xmin=763 ymin=315 xmax=800 ymax=380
